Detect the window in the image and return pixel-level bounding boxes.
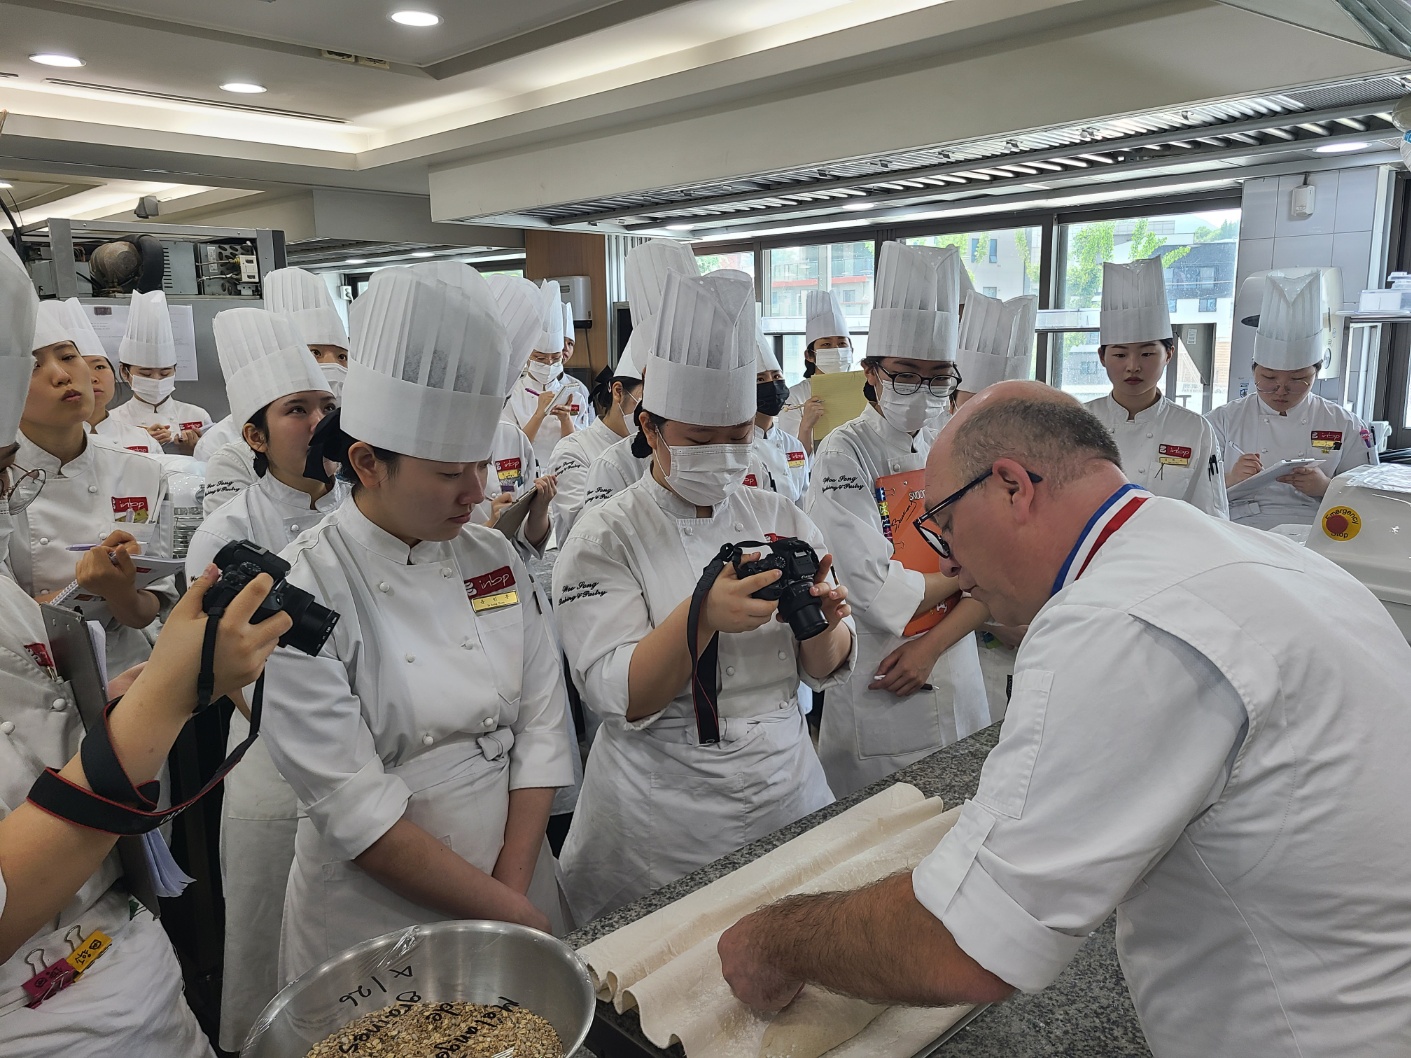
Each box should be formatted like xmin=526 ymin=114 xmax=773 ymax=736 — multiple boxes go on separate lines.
xmin=969 ymin=237 xmax=980 ymax=263
xmin=904 ymin=227 xmax=1043 ymax=301
xmin=695 ymin=250 xmax=755 ymax=277
xmin=763 ymin=241 xmax=874 ymax=382
xmin=1055 ymin=208 xmax=1240 ymax=409
xmin=983 ymin=286 xmax=998 ymax=298
xmin=988 ymin=238 xmax=999 ymax=264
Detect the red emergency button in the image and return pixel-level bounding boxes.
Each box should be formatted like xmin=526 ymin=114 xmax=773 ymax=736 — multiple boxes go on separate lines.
xmin=1324 ymin=512 xmax=1349 ymax=536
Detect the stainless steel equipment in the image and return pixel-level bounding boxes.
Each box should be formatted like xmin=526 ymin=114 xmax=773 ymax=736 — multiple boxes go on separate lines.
xmin=242 ymin=921 xmax=596 ymax=1058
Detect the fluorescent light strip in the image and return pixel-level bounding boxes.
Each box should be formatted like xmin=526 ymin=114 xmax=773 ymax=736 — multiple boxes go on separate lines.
xmin=43 ymin=79 xmax=347 ymax=123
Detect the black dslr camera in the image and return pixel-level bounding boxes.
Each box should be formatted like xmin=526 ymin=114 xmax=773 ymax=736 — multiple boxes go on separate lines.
xmin=203 ymin=540 xmax=340 ymax=656
xmin=734 ymin=537 xmax=828 ymax=641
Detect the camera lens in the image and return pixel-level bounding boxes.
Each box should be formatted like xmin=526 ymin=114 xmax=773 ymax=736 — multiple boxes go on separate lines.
xmin=778 ymin=580 xmax=828 ymax=641
xmin=279 ymin=588 xmax=340 ymax=656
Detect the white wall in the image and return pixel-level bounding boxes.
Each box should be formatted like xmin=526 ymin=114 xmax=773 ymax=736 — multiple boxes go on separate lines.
xmin=1230 ymin=164 xmax=1394 ymax=410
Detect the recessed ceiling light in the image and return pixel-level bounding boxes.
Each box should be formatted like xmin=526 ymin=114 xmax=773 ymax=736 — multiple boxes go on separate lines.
xmin=220 ymin=81 xmax=267 ymax=94
xmin=665 ymin=222 xmax=695 ymax=231
xmin=391 ymin=10 xmax=441 ymax=26
xmin=841 ymin=201 xmax=876 ymax=211
xmin=1314 ymin=141 xmax=1368 ymax=154
xmin=0 ymin=181 xmax=12 ymax=190
xmin=30 ymin=53 xmax=84 ymax=68
xmin=344 ymin=258 xmax=367 ymax=265
xmin=411 ymin=250 xmax=436 ymax=258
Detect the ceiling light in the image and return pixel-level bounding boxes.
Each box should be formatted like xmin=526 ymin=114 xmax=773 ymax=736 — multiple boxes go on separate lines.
xmin=344 ymin=258 xmax=367 ymax=265
xmin=411 ymin=250 xmax=436 ymax=257
xmin=391 ymin=10 xmax=441 ymax=26
xmin=0 ymin=181 xmax=11 ymax=190
xmin=1314 ymin=141 xmax=1369 ymax=154
xmin=665 ymin=222 xmax=694 ymax=231
xmin=220 ymin=81 xmax=267 ymax=94
xmin=841 ymin=201 xmax=875 ymax=211
xmin=30 ymin=53 xmax=84 ymax=68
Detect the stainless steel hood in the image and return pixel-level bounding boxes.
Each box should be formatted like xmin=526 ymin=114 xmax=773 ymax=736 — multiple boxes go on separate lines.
xmin=1214 ymin=1 xmax=1411 ymax=59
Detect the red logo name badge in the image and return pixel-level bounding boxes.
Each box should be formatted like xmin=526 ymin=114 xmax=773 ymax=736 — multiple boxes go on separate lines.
xmin=179 ymin=421 xmax=204 ymax=433
xmin=24 ymin=642 xmax=54 ymax=670
xmin=742 ymin=474 xmax=760 ymax=488
xmin=111 ymin=496 xmax=150 ymax=522
xmin=465 ymin=565 xmax=516 ymax=599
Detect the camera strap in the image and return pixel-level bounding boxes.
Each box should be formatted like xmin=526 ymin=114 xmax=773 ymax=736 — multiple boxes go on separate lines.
xmin=26 ymin=605 xmax=265 ymax=836
xmin=686 ymin=543 xmax=738 ymax=745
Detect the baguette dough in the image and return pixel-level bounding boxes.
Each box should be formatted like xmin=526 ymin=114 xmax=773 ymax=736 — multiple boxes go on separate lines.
xmin=759 ymin=989 xmax=886 ymax=1058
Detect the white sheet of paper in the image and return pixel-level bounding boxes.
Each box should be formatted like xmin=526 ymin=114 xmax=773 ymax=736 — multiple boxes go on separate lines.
xmin=1227 ymin=457 xmax=1335 ymax=501
xmin=85 ymin=302 xmax=199 ymax=381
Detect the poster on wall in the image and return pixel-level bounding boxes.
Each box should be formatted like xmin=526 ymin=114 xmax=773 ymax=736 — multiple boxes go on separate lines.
xmin=84 ymin=303 xmax=199 ymax=382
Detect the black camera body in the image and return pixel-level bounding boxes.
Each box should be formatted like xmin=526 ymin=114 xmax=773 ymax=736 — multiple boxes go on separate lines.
xmin=734 ymin=537 xmax=828 ymax=641
xmin=203 ymin=540 xmax=339 ymax=657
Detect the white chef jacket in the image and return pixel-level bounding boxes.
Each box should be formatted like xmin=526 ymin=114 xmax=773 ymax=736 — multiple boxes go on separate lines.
xmin=501 ymin=372 xmax=595 ymax=469
xmin=0 ymin=576 xmax=211 ymax=1057
xmin=913 ymin=491 xmax=1411 ymax=1058
xmin=777 ymin=377 xmax=813 ymax=442
xmin=185 ymin=470 xmax=346 ymax=1048
xmin=548 ymin=417 xmax=622 ymax=542
xmin=554 ymin=473 xmax=850 ymax=921
xmin=108 ymin=395 xmax=212 ymax=453
xmin=804 ymin=406 xmax=988 ymax=797
xmin=6 ymin=433 xmax=174 ymax=674
xmin=88 ymin=415 xmax=158 ymax=455
xmin=200 ymin=440 xmax=259 ymax=518
xmin=581 ymin=434 xmax=650 ymax=514
xmin=193 ymin=414 xmax=240 ymax=463
xmin=1085 ymin=394 xmax=1228 ymax=518
xmin=749 ymin=424 xmax=810 ymax=506
xmin=1206 ymin=392 xmax=1378 ymax=529
xmin=259 ymin=501 xmax=575 ymax=974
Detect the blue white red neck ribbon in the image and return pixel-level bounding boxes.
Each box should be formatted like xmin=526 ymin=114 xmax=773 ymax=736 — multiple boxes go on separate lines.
xmin=1050 ymin=484 xmax=1151 ymax=597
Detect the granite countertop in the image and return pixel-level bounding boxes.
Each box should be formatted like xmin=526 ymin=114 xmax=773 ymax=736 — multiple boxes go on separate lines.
xmin=567 ymin=724 xmax=1152 ymax=1058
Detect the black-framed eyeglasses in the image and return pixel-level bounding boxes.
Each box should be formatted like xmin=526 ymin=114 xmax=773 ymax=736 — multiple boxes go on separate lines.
xmin=0 ymin=466 xmax=46 ymax=515
xmin=875 ymin=363 xmax=963 ymax=398
xmin=914 ymin=466 xmax=1043 ymax=560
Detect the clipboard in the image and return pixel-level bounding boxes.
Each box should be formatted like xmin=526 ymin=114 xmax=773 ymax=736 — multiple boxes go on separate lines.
xmin=807 ymin=370 xmax=869 ymax=442
xmin=1226 ymin=457 xmax=1332 ymax=501
xmin=40 ymin=605 xmax=161 ymax=916
xmin=492 ymin=484 xmax=539 ymax=539
xmin=875 ymin=470 xmax=957 ymax=638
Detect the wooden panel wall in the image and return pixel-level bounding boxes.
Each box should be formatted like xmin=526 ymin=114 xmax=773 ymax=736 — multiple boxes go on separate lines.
xmin=524 ymin=228 xmax=608 ymax=384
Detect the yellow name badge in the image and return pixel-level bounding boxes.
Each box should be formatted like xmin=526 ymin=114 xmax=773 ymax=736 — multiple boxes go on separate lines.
xmin=66 ymin=930 xmax=113 ymax=976
xmin=471 ymin=590 xmax=519 ymax=613
xmin=1158 ymin=455 xmax=1190 ymax=466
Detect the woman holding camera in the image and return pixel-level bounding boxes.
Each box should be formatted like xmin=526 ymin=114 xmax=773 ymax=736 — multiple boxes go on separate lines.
xmin=554 ymin=270 xmax=854 ymax=924
xmin=0 ymin=244 xmax=284 ymax=1057
xmin=258 ymin=268 xmax=574 ymax=982
xmin=182 ymin=307 xmax=340 ymax=1051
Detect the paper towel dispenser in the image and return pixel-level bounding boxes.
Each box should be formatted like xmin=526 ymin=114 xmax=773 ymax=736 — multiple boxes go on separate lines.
xmin=549 ymin=275 xmax=592 ymax=326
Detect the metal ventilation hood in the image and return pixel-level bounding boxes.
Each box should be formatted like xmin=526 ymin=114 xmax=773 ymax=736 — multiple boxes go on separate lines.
xmin=1215 ymin=1 xmax=1411 ymax=60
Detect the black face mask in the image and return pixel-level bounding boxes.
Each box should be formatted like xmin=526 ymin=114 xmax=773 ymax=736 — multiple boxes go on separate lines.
xmin=862 ymin=381 xmax=877 ymax=405
xmin=756 ymin=379 xmax=789 ymax=417
xmin=803 ymin=360 xmax=818 ymax=379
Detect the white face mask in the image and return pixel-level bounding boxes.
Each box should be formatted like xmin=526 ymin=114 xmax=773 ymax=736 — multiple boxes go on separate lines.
xmin=525 ymin=361 xmax=562 ymax=386
xmin=663 ymin=442 xmax=752 ymax=506
xmin=877 ymin=378 xmax=949 ymax=434
xmin=814 ymin=347 xmax=851 ymax=374
xmin=129 ymin=375 xmax=176 ymax=405
xmin=319 ymin=362 xmax=347 ymax=401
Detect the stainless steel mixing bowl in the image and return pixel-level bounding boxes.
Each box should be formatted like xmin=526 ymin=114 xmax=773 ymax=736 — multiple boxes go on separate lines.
xmin=242 ymin=920 xmax=595 ymax=1057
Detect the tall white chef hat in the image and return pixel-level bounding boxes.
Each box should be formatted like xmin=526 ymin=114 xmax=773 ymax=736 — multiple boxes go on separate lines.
xmin=805 ymin=288 xmax=850 ymax=346
xmin=615 ymin=324 xmax=646 ymax=382
xmin=562 ymin=300 xmax=575 ymax=342
xmin=32 ymin=298 xmax=109 ymax=363
xmin=342 ymin=269 xmax=511 ymax=463
xmin=118 ymin=289 xmax=177 ymax=369
xmin=1099 ymin=257 xmax=1171 ymax=346
xmin=626 ymin=239 xmax=699 ymax=328
xmin=533 ymin=281 xmax=566 ymax=354
xmin=485 ymin=274 xmax=545 ymax=382
xmin=867 ymin=242 xmax=963 ymax=362
xmin=0 ymin=239 xmax=39 ymax=447
xmin=214 ymin=307 xmax=332 ymax=428
xmin=755 ymin=324 xmax=781 ymax=374
xmin=644 ymin=269 xmax=756 ymax=426
xmin=262 ymin=267 xmax=348 ymax=349
xmin=956 ymin=291 xmax=1038 ymax=392
xmin=1253 ymin=271 xmax=1325 ymax=371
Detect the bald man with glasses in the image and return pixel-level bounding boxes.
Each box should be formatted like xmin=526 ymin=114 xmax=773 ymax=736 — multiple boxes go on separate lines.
xmin=720 ymin=381 xmax=1411 ymax=1058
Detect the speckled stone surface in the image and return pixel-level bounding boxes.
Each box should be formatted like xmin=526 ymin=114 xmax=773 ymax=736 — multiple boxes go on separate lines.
xmin=566 ymin=724 xmax=1153 ymax=1058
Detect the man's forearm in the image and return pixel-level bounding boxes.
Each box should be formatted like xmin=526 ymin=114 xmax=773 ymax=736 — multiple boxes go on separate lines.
xmin=744 ymin=873 xmax=1013 ymax=1007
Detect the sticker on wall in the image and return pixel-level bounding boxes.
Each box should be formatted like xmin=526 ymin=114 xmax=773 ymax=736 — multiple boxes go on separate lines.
xmin=1321 ymin=505 xmax=1361 ymax=542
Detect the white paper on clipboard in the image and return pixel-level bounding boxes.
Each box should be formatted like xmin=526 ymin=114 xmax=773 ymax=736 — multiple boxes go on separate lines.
xmin=1227 ymin=457 xmax=1335 ymax=501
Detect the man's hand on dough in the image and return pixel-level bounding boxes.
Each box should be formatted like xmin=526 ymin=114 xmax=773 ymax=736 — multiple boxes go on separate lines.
xmin=718 ymin=912 xmax=804 ymax=1013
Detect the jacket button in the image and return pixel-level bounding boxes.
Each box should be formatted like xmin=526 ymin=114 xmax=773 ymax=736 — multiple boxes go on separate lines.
xmin=88 ymin=485 xmax=99 ymax=494
xmin=725 ymin=666 xmax=736 ymax=676
xmin=0 ymin=721 xmax=13 ymax=735
xmin=422 ymin=734 xmax=434 ymax=746
xmin=378 ymin=582 xmax=390 ymax=593
xmin=483 ymin=717 xmax=495 ymax=730
xmin=51 ymin=698 xmax=66 ymax=711
xmin=1146 ymin=432 xmax=1154 ymax=439
xmin=39 ymin=537 xmax=49 ymax=545
xmin=777 ymin=650 xmax=788 ymax=660
xmin=289 ymin=524 xmax=299 ymax=532
xmin=461 ymin=639 xmax=475 ymax=650
xmin=405 ymin=653 xmax=415 ymax=663
xmin=442 ymin=568 xmax=453 ymax=578
xmin=734 ymin=523 xmax=744 ymax=531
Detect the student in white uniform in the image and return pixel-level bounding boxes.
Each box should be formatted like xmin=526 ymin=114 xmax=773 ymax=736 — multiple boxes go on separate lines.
xmin=720 ymin=383 xmax=1411 ymax=1058
xmin=107 ymin=291 xmax=212 ymax=456
xmin=8 ymin=305 xmax=174 ymax=676
xmin=804 ymin=242 xmax=989 ymax=798
xmin=555 ymin=270 xmax=854 ymax=924
xmin=1208 ymin=271 xmax=1377 ymax=530
xmin=501 ymin=281 xmax=594 ymax=468
xmin=779 ymin=289 xmax=854 ymax=452
xmin=1080 ymin=259 xmax=1228 ymax=518
xmin=749 ymin=333 xmax=810 ymax=505
xmin=47 ymin=300 xmax=159 ymax=456
xmin=550 ymin=344 xmax=643 ymax=542
xmin=181 ymin=308 xmax=340 ymax=1049
xmin=0 ymin=242 xmax=259 ymax=1058
xmin=259 ymin=268 xmax=574 ymax=981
